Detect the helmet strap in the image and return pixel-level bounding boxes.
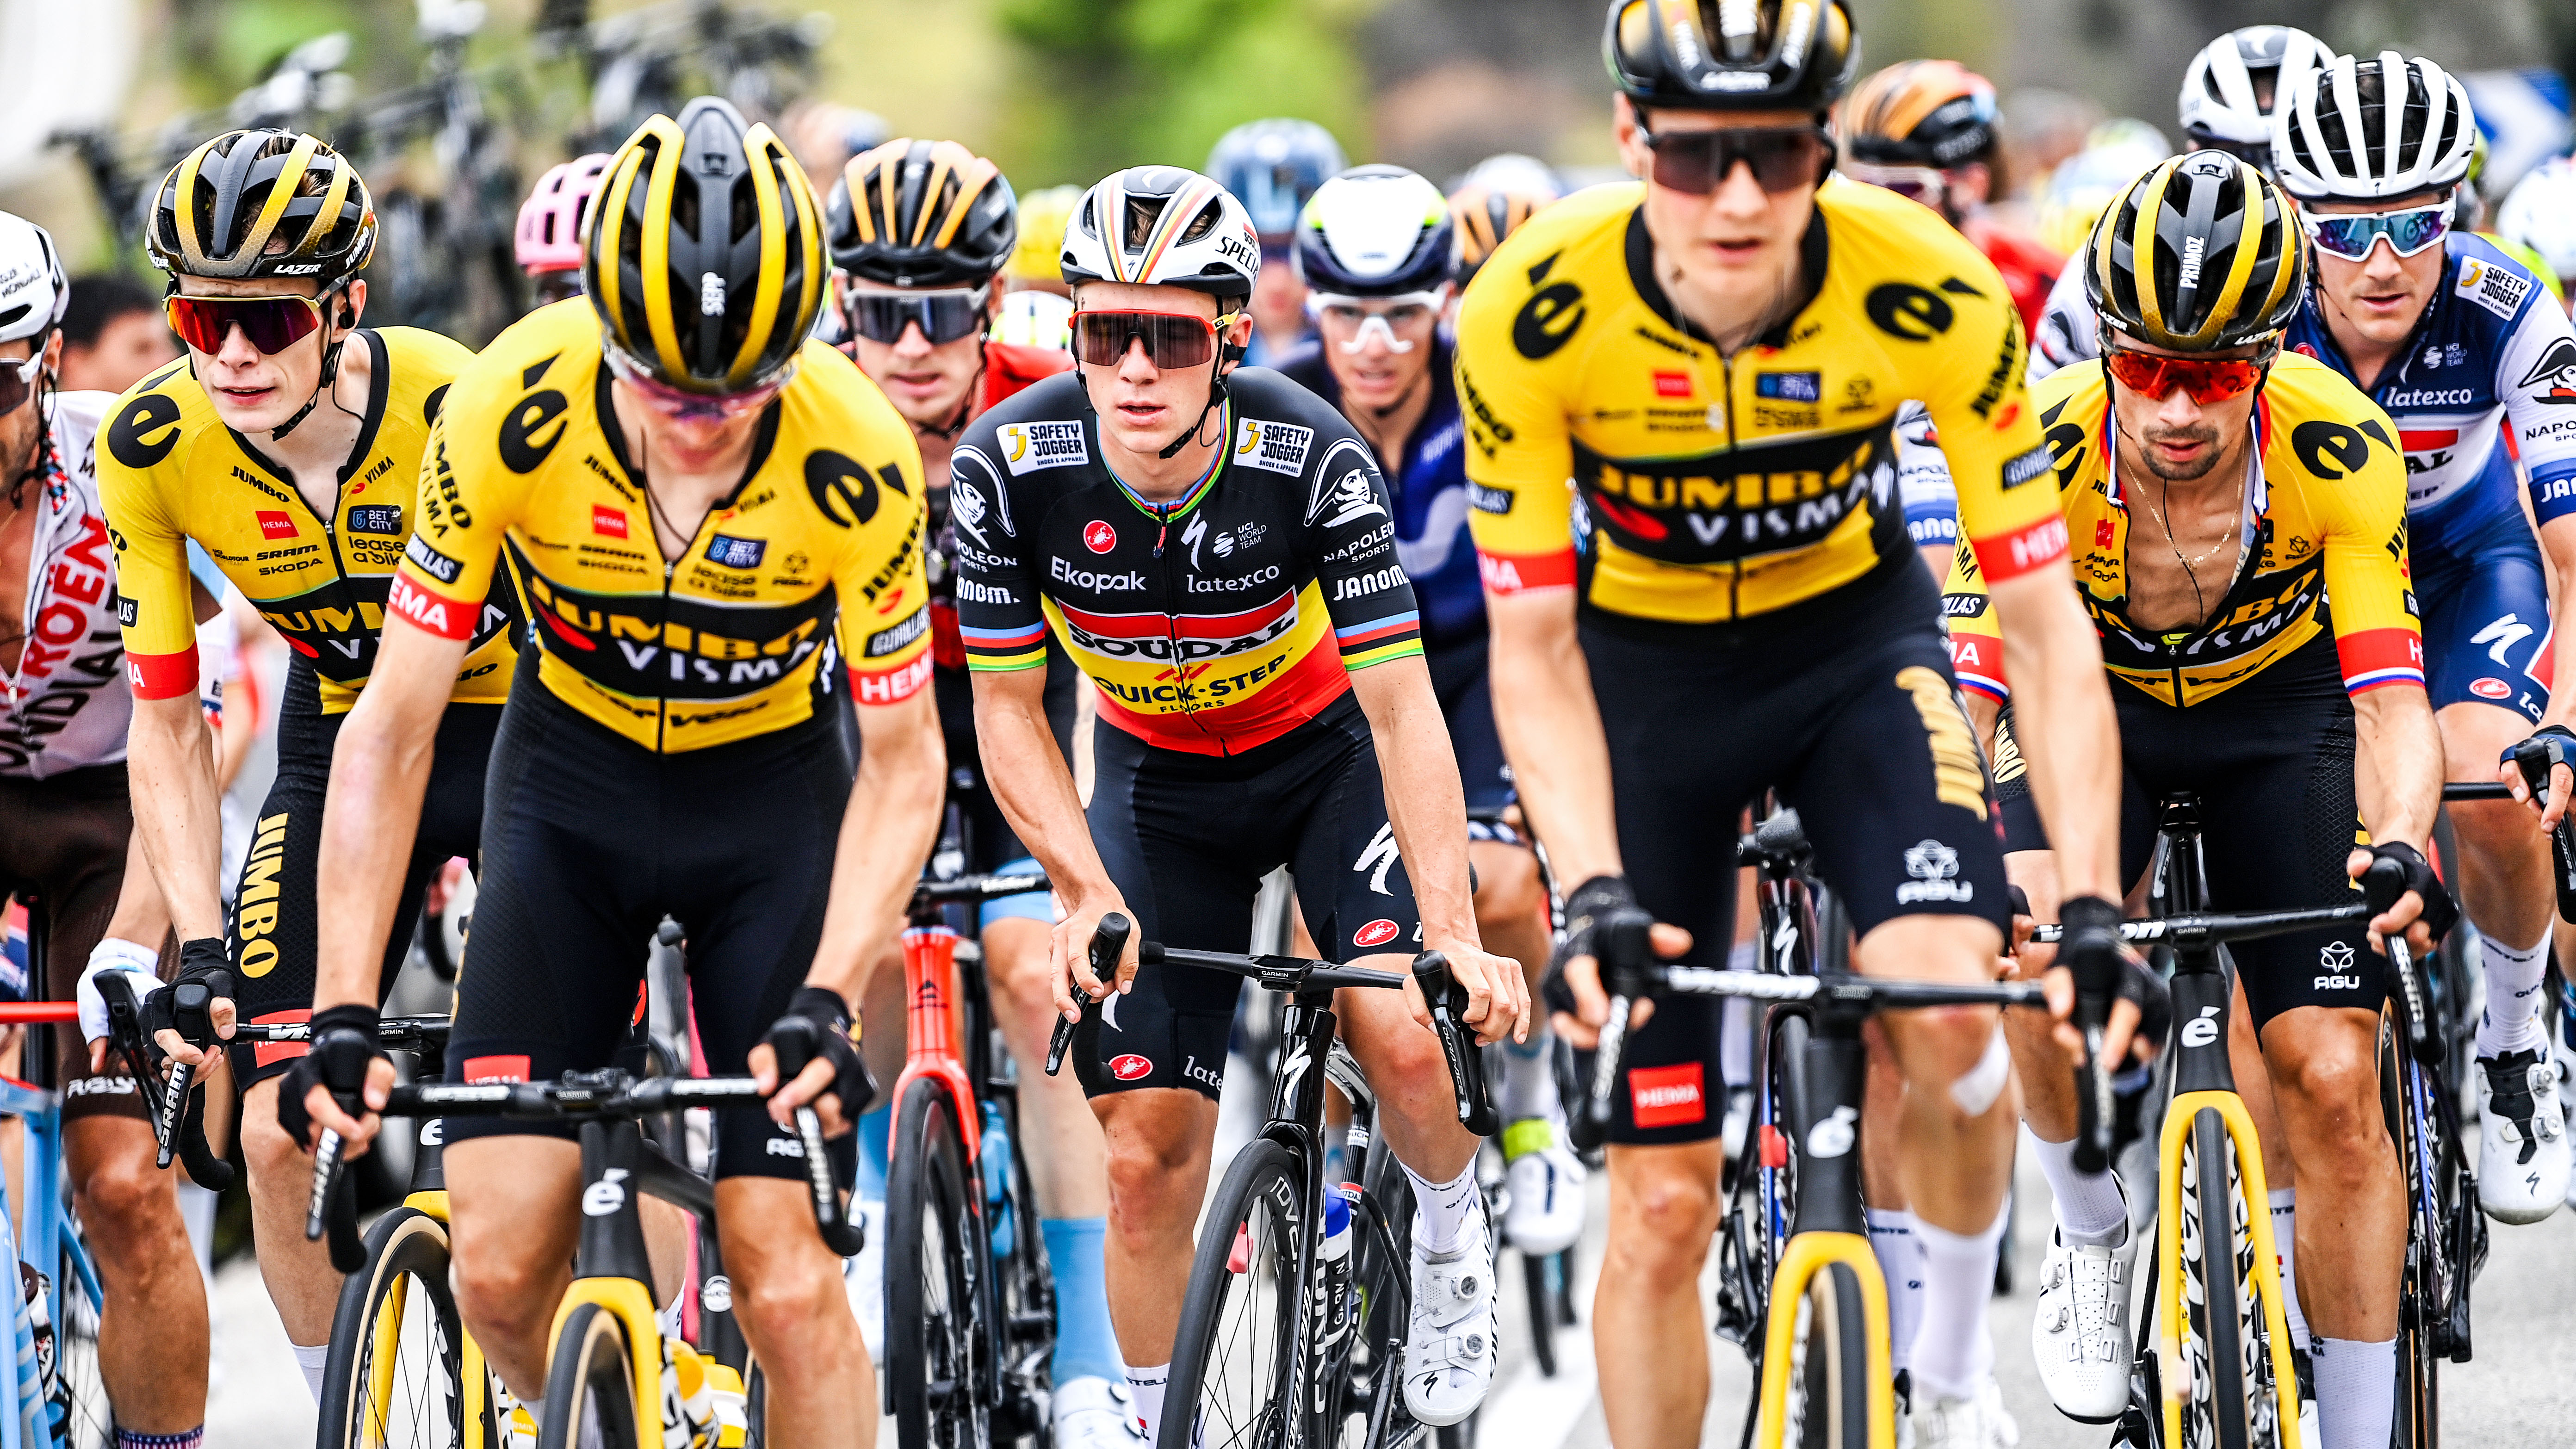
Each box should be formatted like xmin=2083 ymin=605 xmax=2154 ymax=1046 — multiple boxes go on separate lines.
xmin=6 ymin=356 xmax=56 ymax=511
xmin=1158 ymin=358 xmax=1231 ymax=461
xmin=270 ymin=286 xmax=352 ymax=442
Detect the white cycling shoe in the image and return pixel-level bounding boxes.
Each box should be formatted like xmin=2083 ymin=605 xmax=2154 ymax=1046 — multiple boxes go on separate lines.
xmin=1053 ymin=1375 xmax=1147 ymax=1449
xmin=1907 ymin=1376 xmax=2019 ymax=1449
xmin=1501 ymin=1118 xmax=1586 ymax=1256
xmin=1403 ymin=1202 xmax=1498 ymax=1428
xmin=2476 ymin=1048 xmax=2570 ymax=1224
xmin=2030 ymin=1213 xmax=2137 ymax=1424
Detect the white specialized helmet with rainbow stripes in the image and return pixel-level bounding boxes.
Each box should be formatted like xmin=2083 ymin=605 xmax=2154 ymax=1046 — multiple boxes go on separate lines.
xmin=1059 ymin=165 xmax=1260 ymax=301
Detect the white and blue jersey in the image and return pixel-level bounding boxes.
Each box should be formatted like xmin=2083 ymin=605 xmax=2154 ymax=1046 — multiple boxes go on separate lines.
xmin=1277 ymin=336 xmax=1514 ymax=809
xmin=2286 ymin=234 xmax=2576 ymax=721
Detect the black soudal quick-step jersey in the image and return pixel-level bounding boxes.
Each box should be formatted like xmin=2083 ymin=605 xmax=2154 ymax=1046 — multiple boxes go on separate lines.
xmin=99 ymin=329 xmax=522 ymax=713
xmin=952 ymin=370 xmax=1424 ymax=755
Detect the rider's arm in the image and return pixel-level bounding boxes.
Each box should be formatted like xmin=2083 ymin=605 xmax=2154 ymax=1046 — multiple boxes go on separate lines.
xmin=1986 ymin=569 xmax=2121 ymax=903
xmin=2498 ymin=295 xmax=2576 ymax=819
xmin=1482 ymin=587 xmax=1620 ymax=883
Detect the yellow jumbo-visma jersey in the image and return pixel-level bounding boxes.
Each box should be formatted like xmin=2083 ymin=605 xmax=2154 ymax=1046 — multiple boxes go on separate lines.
xmin=99 ymin=328 xmax=520 ymax=712
xmin=389 ymin=299 xmax=932 ymax=753
xmin=1457 ymin=177 xmax=2066 ymax=627
xmin=1943 ymin=353 xmax=2422 ymax=708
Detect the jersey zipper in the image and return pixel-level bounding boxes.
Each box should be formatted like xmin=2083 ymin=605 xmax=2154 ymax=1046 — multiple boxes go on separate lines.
xmin=1717 ymin=350 xmax=1741 ymax=620
xmin=1150 ymin=499 xmax=1221 ymax=752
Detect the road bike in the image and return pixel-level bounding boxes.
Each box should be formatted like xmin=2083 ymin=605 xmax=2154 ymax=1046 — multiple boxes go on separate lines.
xmin=1044 ymin=919 xmax=1493 ymax=1449
xmin=882 ymin=870 xmax=1059 ymax=1449
xmin=0 ymin=993 xmax=113 ymax=1449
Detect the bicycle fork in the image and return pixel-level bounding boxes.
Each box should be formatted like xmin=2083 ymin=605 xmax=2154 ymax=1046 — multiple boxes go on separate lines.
xmin=896 ymin=926 xmax=985 ymax=1160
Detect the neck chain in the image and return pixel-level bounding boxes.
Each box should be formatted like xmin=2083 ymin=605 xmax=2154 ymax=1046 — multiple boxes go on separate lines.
xmin=2139 ymin=456 xmax=2246 ymax=623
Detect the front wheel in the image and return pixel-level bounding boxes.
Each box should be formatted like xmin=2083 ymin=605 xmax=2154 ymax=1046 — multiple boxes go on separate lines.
xmin=1783 ymin=1261 xmax=1873 ymax=1449
xmin=2176 ymin=1108 xmax=2283 ymax=1449
xmin=318 ymin=1206 xmax=480 ymax=1449
xmin=1163 ymin=1139 xmax=1307 ymax=1449
xmin=886 ymin=1077 xmax=992 ymax=1449
xmin=538 ymin=1301 xmax=647 ymax=1449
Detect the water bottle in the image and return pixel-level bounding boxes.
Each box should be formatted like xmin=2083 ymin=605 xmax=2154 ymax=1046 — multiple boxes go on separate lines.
xmin=1317 ymin=1185 xmax=1355 ymax=1356
xmin=982 ymin=1110 xmax=1016 ymax=1259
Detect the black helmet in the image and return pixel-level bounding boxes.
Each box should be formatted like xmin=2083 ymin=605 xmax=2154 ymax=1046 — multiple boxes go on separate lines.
xmin=827 ymin=138 xmax=1018 ymax=290
xmin=148 ymin=129 xmax=376 ymax=287
xmin=1603 ymin=0 xmax=1860 ymax=115
xmin=2086 ymin=150 xmax=2306 ymax=353
xmin=585 ymin=97 xmax=827 ymax=396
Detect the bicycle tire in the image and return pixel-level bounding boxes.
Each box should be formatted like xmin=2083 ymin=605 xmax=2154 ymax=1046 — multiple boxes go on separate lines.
xmin=1522 ymin=1251 xmax=1557 ymax=1378
xmin=987 ymin=1087 xmax=1055 ymax=1444
xmin=46 ymin=1235 xmax=111 ymax=1449
xmin=1784 ymin=1261 xmax=1872 ymax=1449
xmin=537 ymin=1300 xmax=646 ymax=1449
xmin=1163 ymin=1139 xmax=1306 ymax=1449
xmin=318 ymin=1205 xmax=480 ymax=1449
xmin=886 ymin=1077 xmax=992 ymax=1449
xmin=2178 ymin=1107 xmax=2283 ymax=1449
xmin=2383 ymin=1033 xmax=2440 ymax=1448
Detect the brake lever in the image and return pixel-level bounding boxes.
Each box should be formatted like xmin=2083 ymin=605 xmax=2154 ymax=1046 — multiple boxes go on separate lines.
xmin=767 ymin=1024 xmax=864 ymax=1257
xmin=1570 ymin=914 xmax=1657 ymax=1152
xmin=2360 ymin=857 xmax=2442 ymax=1065
xmin=1046 ymin=913 xmax=1131 ymax=1078
xmin=1412 ymin=952 xmax=1499 ymax=1138
xmin=2511 ymin=743 xmax=2576 ymax=924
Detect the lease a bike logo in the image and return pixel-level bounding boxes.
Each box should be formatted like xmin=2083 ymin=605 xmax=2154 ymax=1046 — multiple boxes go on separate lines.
xmin=1896 ymin=839 xmax=1973 ymax=904
xmin=1109 ymin=1054 xmax=1153 ymax=1082
xmin=1083 ymin=520 xmax=1116 ymax=554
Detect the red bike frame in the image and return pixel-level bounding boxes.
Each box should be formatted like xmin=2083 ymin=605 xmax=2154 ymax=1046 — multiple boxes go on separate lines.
xmin=894 ymin=924 xmax=983 ymax=1165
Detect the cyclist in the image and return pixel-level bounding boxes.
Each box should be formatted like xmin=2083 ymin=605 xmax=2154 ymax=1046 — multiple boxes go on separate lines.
xmin=1462 ymin=3 xmax=2133 ymax=1442
xmin=513 ymin=152 xmax=610 ymax=309
xmin=822 ymin=135 xmax=1139 ymax=1449
xmin=1842 ymin=60 xmax=2062 ymax=335
xmin=1205 ymin=117 xmax=1345 ymax=365
xmin=1275 ymin=164 xmax=1584 ymax=1255
xmin=1445 ymin=182 xmax=1553 ymax=295
xmin=2272 ymin=52 xmax=2576 ymax=1223
xmin=94 ymin=129 xmax=514 ymax=1403
xmin=1946 ymin=151 xmax=2449 ymax=1443
xmin=953 ymin=163 xmax=1527 ymax=1437
xmin=2028 ymin=25 xmax=2327 ymax=381
xmin=294 ymin=98 xmax=944 ymax=1441
xmin=0 ymin=209 xmax=213 ymax=1449
xmin=2496 ymin=156 xmax=2576 ymax=313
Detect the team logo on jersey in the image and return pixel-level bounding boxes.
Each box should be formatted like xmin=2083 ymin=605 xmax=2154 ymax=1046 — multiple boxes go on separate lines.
xmin=2471 ymin=677 xmax=2512 ymax=699
xmin=1000 ymin=420 xmax=1089 ymax=474
xmin=347 ymin=505 xmax=402 ymax=536
xmin=2518 ymin=339 xmax=2576 ymax=406
xmin=950 ymin=477 xmax=989 ymax=543
xmin=1109 ymin=1054 xmax=1153 ymax=1081
xmin=1352 ymin=919 xmax=1400 ymax=948
xmin=1653 ymin=370 xmax=1692 ymax=398
xmin=1083 ymin=520 xmax=1116 ymax=554
xmin=1896 ymin=839 xmax=1973 ymax=904
xmin=405 ymin=534 xmax=464 ymax=584
xmin=256 ymin=510 xmax=297 ymax=540
xmin=2456 ymin=256 xmax=2535 ymax=320
xmin=706 ymin=534 xmax=766 ymax=570
xmin=1755 ymin=371 xmax=1821 ymax=403
xmin=1233 ymin=418 xmax=1313 ymax=476
xmin=593 ymin=506 xmax=629 ymax=539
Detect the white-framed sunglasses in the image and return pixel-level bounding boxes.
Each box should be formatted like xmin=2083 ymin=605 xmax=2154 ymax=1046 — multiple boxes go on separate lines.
xmin=0 ymin=352 xmax=47 ymax=415
xmin=1305 ymin=290 xmax=1448 ymax=353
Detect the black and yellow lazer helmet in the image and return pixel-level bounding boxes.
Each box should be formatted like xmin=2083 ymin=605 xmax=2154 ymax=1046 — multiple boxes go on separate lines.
xmin=585 ymin=97 xmax=826 ymax=396
xmin=2085 ymin=149 xmax=2306 ymax=353
xmin=148 ymin=129 xmax=376 ymax=285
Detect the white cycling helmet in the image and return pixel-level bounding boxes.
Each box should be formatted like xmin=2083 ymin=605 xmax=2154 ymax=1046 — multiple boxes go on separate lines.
xmin=1060 ymin=166 xmax=1260 ymax=300
xmin=2273 ymin=51 xmax=2479 ymax=202
xmin=2178 ymin=26 xmax=2332 ymax=150
xmin=2497 ymin=156 xmax=2576 ymax=285
xmin=0 ymin=211 xmax=68 ymax=347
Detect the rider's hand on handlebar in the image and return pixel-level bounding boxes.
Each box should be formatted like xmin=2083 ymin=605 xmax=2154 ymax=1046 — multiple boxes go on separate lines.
xmin=1400 ymin=942 xmax=1528 ymax=1046
xmin=147 ymin=938 xmax=237 ymax=1070
xmin=1052 ymin=888 xmax=1142 ymax=1021
xmin=753 ymin=986 xmax=876 ymax=1136
xmin=2501 ymin=725 xmax=2576 ymax=831
xmin=78 ymin=938 xmax=161 ymax=1074
xmin=2348 ymin=842 xmax=2454 ymax=955
xmin=278 ymin=1004 xmax=396 ymax=1157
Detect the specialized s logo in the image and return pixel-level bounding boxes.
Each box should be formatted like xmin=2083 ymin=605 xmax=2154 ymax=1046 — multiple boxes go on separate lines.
xmin=499 ymin=356 xmax=572 ymax=473
xmin=105 ymin=390 xmax=186 ymax=469
xmin=1510 ymin=253 xmax=1585 ymax=360
xmin=807 ymin=450 xmax=905 ymax=528
xmin=2518 ymin=338 xmax=2576 ymax=405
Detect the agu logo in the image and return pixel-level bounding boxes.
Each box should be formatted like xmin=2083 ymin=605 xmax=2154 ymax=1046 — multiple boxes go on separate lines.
xmin=1353 ymin=919 xmax=1400 ymax=949
xmin=1109 ymin=1054 xmax=1153 ymax=1082
xmin=1629 ymin=1062 xmax=1705 ymax=1129
xmin=2316 ymin=939 xmax=2361 ymax=990
xmin=1084 ymin=520 xmax=1116 ymax=554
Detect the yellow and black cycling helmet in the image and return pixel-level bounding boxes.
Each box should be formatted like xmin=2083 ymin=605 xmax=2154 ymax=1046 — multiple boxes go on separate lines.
xmin=147 ymin=129 xmax=376 ymax=286
xmin=827 ymin=138 xmax=1017 ymax=290
xmin=2085 ymin=149 xmax=2305 ymax=352
xmin=1604 ymin=0 xmax=1859 ymax=115
xmin=585 ymin=96 xmax=826 ymax=396
xmin=1447 ymin=185 xmax=1550 ymax=288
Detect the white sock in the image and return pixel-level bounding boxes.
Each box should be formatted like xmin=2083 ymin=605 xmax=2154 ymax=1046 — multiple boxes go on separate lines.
xmin=1865 ymin=1208 xmax=1924 ymax=1376
xmin=1908 ymin=1204 xmax=2007 ymax=1402
xmin=291 ymin=1340 xmax=330 ymax=1401
xmin=1500 ymin=1027 xmax=1556 ymax=1124
xmin=2310 ymin=1336 xmax=2395 ymax=1449
xmin=1404 ymin=1161 xmax=1481 ymax=1256
xmin=2028 ymin=1132 xmax=2129 ymax=1245
xmin=2269 ymin=1188 xmax=2309 ymax=1352
xmin=1125 ymin=1363 xmax=1167 ymax=1443
xmin=2476 ymin=929 xmax=2552 ymax=1058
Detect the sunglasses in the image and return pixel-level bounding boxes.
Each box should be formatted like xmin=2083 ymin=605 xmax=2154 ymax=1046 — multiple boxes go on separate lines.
xmin=163 ymin=291 xmax=338 ymax=357
xmin=1635 ymin=124 xmax=1834 ymax=197
xmin=0 ymin=353 xmax=42 ymax=416
xmin=603 ymin=341 xmax=795 ymax=423
xmin=844 ymin=285 xmax=991 ymax=347
xmin=1843 ymin=161 xmax=1946 ymax=209
xmin=2104 ymin=344 xmax=2274 ymax=405
xmin=2300 ymin=198 xmax=2454 ymax=263
xmin=1069 ymin=310 xmax=1243 ymax=370
xmin=1308 ymin=291 xmax=1444 ymax=354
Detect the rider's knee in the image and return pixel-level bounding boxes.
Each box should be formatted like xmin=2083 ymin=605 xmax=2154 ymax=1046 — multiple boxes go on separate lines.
xmin=2275 ymin=1048 xmax=2382 ymax=1143
xmin=982 ymin=925 xmax=1058 ymax=1023
xmin=1898 ymin=1005 xmax=2006 ymax=1099
xmin=1609 ymin=1154 xmax=1721 ymax=1265
xmin=729 ymin=1255 xmax=842 ymax=1347
xmin=73 ymin=1145 xmax=175 ymax=1239
xmin=1472 ymin=845 xmax=1545 ymax=929
xmin=452 ymin=1250 xmax=557 ymax=1339
xmin=1102 ymin=1115 xmax=1199 ymax=1222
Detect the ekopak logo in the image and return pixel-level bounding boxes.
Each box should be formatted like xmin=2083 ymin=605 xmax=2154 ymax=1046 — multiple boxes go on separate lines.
xmin=1084 ymin=520 xmax=1116 ymax=554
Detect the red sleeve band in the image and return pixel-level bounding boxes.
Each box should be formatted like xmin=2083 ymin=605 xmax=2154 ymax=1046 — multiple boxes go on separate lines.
xmin=852 ymin=651 xmax=934 ymax=706
xmin=1969 ymin=515 xmax=2070 ymax=585
xmin=124 ymin=646 xmax=200 ymax=700
xmin=387 ymin=573 xmax=476 ymax=642
xmin=2335 ymin=626 xmax=2426 ymax=696
xmin=1476 ymin=548 xmax=1577 ymax=595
